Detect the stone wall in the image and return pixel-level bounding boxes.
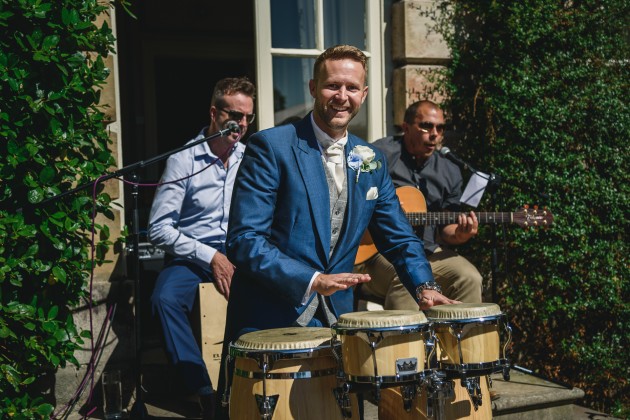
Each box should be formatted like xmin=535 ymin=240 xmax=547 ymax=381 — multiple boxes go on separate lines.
xmin=54 ymin=9 xmax=132 ymax=415
xmin=391 ymin=0 xmax=450 ymax=126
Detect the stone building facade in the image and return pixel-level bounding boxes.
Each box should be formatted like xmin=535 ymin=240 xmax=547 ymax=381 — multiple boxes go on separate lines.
xmin=56 ymin=0 xmax=452 ymax=413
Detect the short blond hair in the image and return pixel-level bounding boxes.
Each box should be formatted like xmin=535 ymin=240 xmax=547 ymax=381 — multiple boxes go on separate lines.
xmin=313 ymin=45 xmax=367 ymax=80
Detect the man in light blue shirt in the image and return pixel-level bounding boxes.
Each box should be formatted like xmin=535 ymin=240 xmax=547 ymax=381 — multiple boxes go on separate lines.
xmin=148 ymin=77 xmax=255 ymax=419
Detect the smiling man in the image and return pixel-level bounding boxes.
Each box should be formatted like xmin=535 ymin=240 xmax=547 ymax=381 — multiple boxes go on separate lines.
xmin=218 ymin=48 xmax=458 ymax=407
xmin=354 ymin=100 xmax=484 ymax=310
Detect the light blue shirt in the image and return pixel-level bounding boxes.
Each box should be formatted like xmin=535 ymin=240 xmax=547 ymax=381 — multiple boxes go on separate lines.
xmin=148 ymin=128 xmax=245 ymax=267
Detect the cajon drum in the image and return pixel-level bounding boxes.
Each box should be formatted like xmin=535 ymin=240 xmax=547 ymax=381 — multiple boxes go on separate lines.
xmin=192 ymin=283 xmax=228 ymax=388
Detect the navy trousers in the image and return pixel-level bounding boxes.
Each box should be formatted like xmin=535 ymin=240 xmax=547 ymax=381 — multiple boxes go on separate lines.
xmin=151 ymin=256 xmax=217 ymax=396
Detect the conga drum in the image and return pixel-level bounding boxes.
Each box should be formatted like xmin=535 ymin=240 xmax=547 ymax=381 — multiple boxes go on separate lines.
xmin=424 ymin=303 xmax=511 ymax=377
xmin=228 ymin=327 xmax=358 ymax=419
xmin=332 ymin=310 xmax=431 ymax=390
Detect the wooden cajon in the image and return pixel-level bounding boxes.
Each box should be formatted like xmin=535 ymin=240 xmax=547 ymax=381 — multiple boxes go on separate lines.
xmin=192 ymin=283 xmax=228 ymax=388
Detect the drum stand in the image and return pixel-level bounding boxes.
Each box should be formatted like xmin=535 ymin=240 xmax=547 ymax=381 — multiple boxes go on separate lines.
xmin=425 ymin=370 xmax=454 ymax=420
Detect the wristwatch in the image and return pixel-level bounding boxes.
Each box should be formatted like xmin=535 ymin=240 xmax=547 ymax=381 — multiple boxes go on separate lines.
xmin=416 ymin=282 xmax=442 ymax=300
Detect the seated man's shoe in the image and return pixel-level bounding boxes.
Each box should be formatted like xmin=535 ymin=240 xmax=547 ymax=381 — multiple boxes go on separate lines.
xmin=489 ymin=390 xmax=500 ymax=401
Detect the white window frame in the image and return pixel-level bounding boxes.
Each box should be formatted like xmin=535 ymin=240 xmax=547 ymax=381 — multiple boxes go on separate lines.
xmin=254 ymin=0 xmax=386 ymax=140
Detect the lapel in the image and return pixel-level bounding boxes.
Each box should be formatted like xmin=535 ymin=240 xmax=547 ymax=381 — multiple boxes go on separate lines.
xmin=340 ymin=135 xmax=367 ymax=259
xmin=293 ymin=117 xmax=331 ymax=262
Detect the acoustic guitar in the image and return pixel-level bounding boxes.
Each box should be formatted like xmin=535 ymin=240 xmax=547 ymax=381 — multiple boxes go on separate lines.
xmin=355 ymin=186 xmax=554 ymax=265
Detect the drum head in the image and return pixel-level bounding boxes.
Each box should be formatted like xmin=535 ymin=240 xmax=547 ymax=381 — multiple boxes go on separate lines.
xmin=336 ymin=310 xmax=428 ymax=329
xmin=232 ymin=327 xmax=333 ymax=351
xmin=425 ymin=303 xmax=502 ymax=321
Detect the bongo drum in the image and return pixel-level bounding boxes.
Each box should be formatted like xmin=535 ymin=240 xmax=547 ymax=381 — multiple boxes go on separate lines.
xmin=332 ymin=310 xmax=431 ymax=389
xmin=424 ymin=303 xmax=511 ymax=378
xmin=228 ymin=327 xmax=358 ymax=420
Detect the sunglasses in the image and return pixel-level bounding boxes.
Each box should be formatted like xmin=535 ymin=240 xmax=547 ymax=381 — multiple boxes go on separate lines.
xmin=218 ymin=107 xmax=256 ymax=124
xmin=418 ymin=122 xmax=446 ymax=134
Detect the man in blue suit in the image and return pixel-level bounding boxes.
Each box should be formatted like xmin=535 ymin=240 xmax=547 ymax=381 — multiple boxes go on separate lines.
xmin=218 ymin=45 xmax=457 ymax=415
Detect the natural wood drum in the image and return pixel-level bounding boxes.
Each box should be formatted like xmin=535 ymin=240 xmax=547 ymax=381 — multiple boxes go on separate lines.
xmin=333 ymin=310 xmax=430 ymax=385
xmin=425 ymin=304 xmax=503 ymax=375
xmin=229 ymin=327 xmax=358 ymax=420
xmin=194 ymin=283 xmax=228 ymax=389
xmin=378 ymin=376 xmax=492 ymax=420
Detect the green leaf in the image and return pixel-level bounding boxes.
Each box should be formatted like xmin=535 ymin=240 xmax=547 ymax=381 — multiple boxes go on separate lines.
xmin=52 ymin=266 xmax=67 ymax=283
xmin=47 ymin=306 xmax=59 ymax=320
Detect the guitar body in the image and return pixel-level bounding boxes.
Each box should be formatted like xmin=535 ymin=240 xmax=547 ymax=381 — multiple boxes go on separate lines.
xmin=355 ymin=186 xmax=427 ymax=265
xmin=353 ymin=186 xmax=553 ymax=265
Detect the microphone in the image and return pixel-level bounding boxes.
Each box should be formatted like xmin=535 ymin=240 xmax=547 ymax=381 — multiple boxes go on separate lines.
xmin=224 ymin=120 xmax=241 ymax=134
xmin=439 ymin=147 xmax=476 ymax=172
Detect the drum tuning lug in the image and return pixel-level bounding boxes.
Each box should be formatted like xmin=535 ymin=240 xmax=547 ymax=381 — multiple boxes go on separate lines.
xmin=333 ymin=386 xmax=353 ymax=419
xmin=462 ymin=377 xmax=483 ymax=410
xmin=342 ymin=381 xmax=352 ymax=393
xmin=255 ymin=394 xmax=278 ymax=420
xmin=401 ymin=384 xmax=417 ymax=412
xmin=373 ymin=382 xmax=382 ymax=402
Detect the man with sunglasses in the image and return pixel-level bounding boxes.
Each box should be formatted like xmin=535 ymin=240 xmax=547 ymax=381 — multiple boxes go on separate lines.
xmin=354 ymin=100 xmax=483 ymax=309
xmin=147 ymin=77 xmax=255 ymax=419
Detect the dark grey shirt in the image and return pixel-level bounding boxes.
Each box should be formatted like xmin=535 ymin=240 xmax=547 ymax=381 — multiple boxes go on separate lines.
xmin=373 ymin=136 xmax=463 ymax=252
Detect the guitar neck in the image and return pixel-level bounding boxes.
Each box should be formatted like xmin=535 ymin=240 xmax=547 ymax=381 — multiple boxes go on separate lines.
xmin=406 ymin=211 xmax=514 ymax=227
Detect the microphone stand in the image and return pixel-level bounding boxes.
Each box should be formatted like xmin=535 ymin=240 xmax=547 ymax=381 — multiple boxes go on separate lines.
xmin=454 ymin=163 xmax=503 ymax=303
xmin=39 ymin=125 xmax=238 ymax=418
xmin=485 ymin=172 xmax=502 ymax=303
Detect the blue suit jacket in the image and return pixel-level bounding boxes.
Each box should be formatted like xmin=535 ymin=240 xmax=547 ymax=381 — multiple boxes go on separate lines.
xmin=224 ymin=114 xmax=433 ymax=344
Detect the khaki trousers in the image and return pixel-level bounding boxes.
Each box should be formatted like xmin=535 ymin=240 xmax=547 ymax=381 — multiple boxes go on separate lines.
xmin=354 ymin=248 xmax=483 ymax=310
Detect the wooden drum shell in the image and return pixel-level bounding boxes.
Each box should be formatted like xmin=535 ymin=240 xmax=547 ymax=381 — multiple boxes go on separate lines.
xmin=425 ymin=304 xmax=504 ymax=369
xmin=334 ymin=310 xmax=430 ymax=383
xmin=378 ymin=377 xmax=492 ymax=420
xmin=229 ymin=327 xmax=358 ymax=420
xmin=341 ymin=332 xmax=426 ymax=379
xmin=433 ymin=323 xmax=500 ymax=366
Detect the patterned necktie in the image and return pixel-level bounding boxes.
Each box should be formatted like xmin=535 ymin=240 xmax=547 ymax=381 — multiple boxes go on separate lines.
xmin=325 ymin=142 xmax=345 ymax=193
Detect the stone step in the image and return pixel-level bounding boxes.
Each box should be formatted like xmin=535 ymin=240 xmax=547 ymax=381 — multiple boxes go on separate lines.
xmin=490 ymin=367 xmax=585 ymax=420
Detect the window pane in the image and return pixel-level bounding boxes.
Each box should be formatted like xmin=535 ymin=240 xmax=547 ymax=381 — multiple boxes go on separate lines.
xmin=323 ymin=0 xmax=366 ymax=49
xmin=271 ymin=0 xmax=316 ymax=49
xmin=273 ymin=56 xmax=315 ymax=125
xmin=349 ymin=102 xmax=368 ymax=141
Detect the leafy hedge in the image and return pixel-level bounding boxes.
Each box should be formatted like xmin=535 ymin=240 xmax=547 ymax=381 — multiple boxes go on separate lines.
xmin=430 ymin=0 xmax=629 ymax=416
xmin=0 ymin=0 xmax=120 ymax=417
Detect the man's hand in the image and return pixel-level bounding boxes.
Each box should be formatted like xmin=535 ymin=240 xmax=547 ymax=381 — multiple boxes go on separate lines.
xmin=210 ymin=252 xmax=234 ymax=299
xmin=312 ymin=273 xmax=371 ymax=296
xmin=455 ymin=210 xmax=479 ymax=241
xmin=418 ymin=289 xmax=460 ymax=310
xmin=441 ymin=211 xmax=479 ymax=245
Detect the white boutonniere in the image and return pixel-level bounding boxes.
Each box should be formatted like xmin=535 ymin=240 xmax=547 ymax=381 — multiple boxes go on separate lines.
xmin=347 ymin=145 xmax=382 ymax=183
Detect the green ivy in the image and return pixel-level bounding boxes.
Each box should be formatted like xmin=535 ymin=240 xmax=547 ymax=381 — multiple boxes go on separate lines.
xmin=431 ymin=0 xmax=629 ymax=416
xmin=1 ymin=0 xmax=124 ymax=417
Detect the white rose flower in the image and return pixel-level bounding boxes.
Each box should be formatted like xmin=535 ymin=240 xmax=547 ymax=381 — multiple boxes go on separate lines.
xmin=347 ymin=145 xmax=382 ymax=182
